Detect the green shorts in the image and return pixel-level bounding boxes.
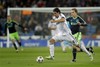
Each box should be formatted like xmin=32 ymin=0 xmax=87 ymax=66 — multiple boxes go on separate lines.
xmin=73 ymin=32 xmax=82 ymax=45
xmin=9 ymin=32 xmax=20 ymax=40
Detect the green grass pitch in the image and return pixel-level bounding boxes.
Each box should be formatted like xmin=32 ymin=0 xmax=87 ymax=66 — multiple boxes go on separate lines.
xmin=0 ymin=47 xmax=100 ymax=67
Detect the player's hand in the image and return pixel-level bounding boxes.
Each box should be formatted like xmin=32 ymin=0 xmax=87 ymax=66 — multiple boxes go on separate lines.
xmin=77 ymin=22 xmax=81 ymax=25
xmin=77 ymin=22 xmax=87 ymax=26
xmin=24 ymin=28 xmax=28 ymax=31
xmin=50 ymin=20 xmax=55 ymax=23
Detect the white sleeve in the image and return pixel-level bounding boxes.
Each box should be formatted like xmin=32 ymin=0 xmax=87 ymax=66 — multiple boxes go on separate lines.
xmin=61 ymin=13 xmax=66 ymax=19
xmin=48 ymin=22 xmax=51 ymax=28
xmin=52 ymin=16 xmax=55 ymax=20
xmin=63 ymin=22 xmax=72 ymax=34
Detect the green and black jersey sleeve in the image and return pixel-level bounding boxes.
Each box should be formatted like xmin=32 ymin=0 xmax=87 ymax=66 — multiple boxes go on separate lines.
xmin=78 ymin=16 xmax=87 ymax=26
xmin=4 ymin=20 xmax=23 ymax=34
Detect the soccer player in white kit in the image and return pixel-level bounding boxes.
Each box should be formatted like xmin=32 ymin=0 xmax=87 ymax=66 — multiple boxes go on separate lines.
xmin=46 ymin=7 xmax=79 ymax=60
xmin=47 ymin=21 xmax=56 ymax=59
xmin=48 ymin=19 xmax=68 ymax=54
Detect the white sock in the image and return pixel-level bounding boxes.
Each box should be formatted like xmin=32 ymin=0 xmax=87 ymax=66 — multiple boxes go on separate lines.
xmin=49 ymin=45 xmax=54 ymax=57
xmin=80 ymin=41 xmax=91 ymax=56
xmin=47 ymin=40 xmax=50 ymax=47
xmin=49 ymin=42 xmax=54 ymax=57
xmin=61 ymin=42 xmax=66 ymax=51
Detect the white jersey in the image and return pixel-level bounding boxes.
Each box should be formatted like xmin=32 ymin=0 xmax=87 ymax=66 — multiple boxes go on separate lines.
xmin=53 ymin=13 xmax=71 ymax=35
xmin=48 ymin=21 xmax=56 ymax=36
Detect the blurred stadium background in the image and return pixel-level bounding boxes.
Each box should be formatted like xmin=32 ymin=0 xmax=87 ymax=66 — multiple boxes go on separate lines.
xmin=0 ymin=0 xmax=100 ymax=47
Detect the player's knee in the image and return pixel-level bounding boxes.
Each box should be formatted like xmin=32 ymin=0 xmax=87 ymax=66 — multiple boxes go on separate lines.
xmin=11 ymin=39 xmax=15 ymax=43
xmin=49 ymin=39 xmax=55 ymax=44
xmin=17 ymin=40 xmax=20 ymax=43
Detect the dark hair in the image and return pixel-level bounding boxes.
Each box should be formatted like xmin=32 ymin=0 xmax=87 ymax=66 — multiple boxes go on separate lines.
xmin=72 ymin=8 xmax=78 ymax=14
xmin=53 ymin=7 xmax=61 ymax=13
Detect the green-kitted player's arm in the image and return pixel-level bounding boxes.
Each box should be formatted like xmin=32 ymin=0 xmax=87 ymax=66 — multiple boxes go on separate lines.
xmin=13 ymin=21 xmax=24 ymax=29
xmin=78 ymin=16 xmax=87 ymax=26
xmin=13 ymin=21 xmax=27 ymax=31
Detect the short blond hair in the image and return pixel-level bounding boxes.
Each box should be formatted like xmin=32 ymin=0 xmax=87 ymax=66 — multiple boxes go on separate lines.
xmin=72 ymin=8 xmax=78 ymax=14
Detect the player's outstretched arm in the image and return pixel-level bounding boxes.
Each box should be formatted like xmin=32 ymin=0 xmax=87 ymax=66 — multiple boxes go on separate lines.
xmin=50 ymin=18 xmax=65 ymax=23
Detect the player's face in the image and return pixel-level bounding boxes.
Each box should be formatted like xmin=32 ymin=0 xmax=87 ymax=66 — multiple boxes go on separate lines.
xmin=53 ymin=12 xmax=59 ymax=18
xmin=71 ymin=10 xmax=77 ymax=17
xmin=7 ymin=16 xmax=11 ymax=21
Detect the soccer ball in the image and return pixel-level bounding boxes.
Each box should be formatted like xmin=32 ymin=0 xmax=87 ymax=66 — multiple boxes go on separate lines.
xmin=36 ymin=56 xmax=44 ymax=63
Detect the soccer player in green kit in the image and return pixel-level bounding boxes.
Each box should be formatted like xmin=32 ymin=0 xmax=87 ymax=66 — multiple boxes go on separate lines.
xmin=66 ymin=8 xmax=94 ymax=62
xmin=4 ymin=16 xmax=24 ymax=52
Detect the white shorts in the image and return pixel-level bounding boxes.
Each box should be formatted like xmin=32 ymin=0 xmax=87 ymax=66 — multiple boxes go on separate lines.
xmin=52 ymin=33 xmax=78 ymax=45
